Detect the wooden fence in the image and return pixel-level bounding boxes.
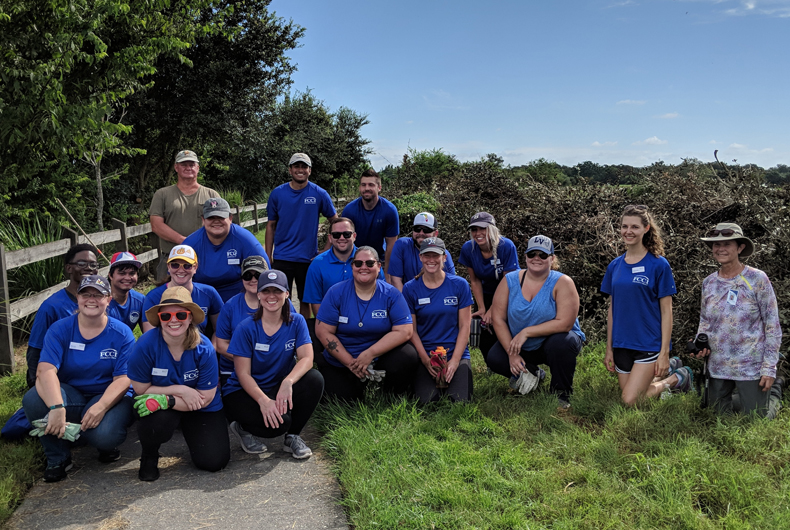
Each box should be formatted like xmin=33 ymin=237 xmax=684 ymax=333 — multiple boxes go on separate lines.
xmin=0 ymin=203 xmax=269 ymax=374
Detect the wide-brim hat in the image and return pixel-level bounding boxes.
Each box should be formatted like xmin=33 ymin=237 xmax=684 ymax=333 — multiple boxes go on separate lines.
xmin=145 ymin=286 xmax=205 ymax=327
xmin=700 ymin=222 xmax=755 ymax=258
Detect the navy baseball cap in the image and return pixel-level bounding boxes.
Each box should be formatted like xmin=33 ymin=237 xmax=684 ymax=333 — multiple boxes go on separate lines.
xmin=257 ymin=270 xmax=289 ymax=292
xmin=468 ymin=212 xmax=496 ymax=229
xmin=78 ymin=275 xmax=111 ymax=295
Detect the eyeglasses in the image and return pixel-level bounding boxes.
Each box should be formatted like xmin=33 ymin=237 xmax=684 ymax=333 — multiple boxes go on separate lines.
xmin=331 ymin=231 xmax=353 ymax=239
xmin=526 ymin=250 xmax=550 ymax=260
xmin=70 ymin=260 xmax=99 ymax=270
xmin=352 ymin=260 xmax=377 ymax=268
xmin=168 ymin=262 xmax=194 ymax=270
xmin=412 ymin=226 xmax=435 ymax=234
xmin=78 ymin=291 xmax=106 ymax=299
xmin=158 ymin=311 xmax=191 ymax=322
xmin=242 ymin=271 xmax=261 ymax=281
xmin=706 ymin=229 xmax=737 ymax=238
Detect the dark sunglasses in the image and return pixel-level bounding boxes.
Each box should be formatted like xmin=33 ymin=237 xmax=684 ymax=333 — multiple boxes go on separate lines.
xmin=242 ymin=271 xmax=261 ymax=282
xmin=158 ymin=310 xmax=191 ymax=322
xmin=706 ymin=229 xmax=737 ymax=238
xmin=70 ymin=260 xmax=99 ymax=269
xmin=168 ymin=262 xmax=194 ymax=270
xmin=412 ymin=226 xmax=434 ymax=234
xmin=526 ymin=250 xmax=550 ymax=260
xmin=352 ymin=260 xmax=378 ymax=268
xmin=331 ymin=231 xmax=353 ymax=239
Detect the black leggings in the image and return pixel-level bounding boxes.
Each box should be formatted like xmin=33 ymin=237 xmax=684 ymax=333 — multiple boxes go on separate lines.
xmin=486 ymin=332 xmax=582 ymax=402
xmin=478 ymin=292 xmax=497 ymax=362
xmin=316 ymin=343 xmax=420 ymax=402
xmin=136 ymin=408 xmax=230 ymax=472
xmin=223 ymin=369 xmax=324 ymax=437
xmin=414 ymin=358 xmax=473 ymax=404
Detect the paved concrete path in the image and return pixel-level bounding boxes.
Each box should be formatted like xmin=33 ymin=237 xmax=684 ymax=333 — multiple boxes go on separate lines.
xmin=7 ymin=423 xmax=348 ymax=530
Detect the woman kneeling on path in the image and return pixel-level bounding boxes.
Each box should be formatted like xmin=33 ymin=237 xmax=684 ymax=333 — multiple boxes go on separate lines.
xmin=128 ymin=286 xmax=229 ymax=481
xmin=487 ymin=236 xmax=586 ymax=410
xmin=23 ymin=275 xmax=136 ymax=482
xmin=222 ymin=270 xmax=324 ymax=458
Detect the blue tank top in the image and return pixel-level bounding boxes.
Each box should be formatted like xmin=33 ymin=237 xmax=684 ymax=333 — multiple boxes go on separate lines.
xmin=506 ymin=270 xmax=586 ymax=351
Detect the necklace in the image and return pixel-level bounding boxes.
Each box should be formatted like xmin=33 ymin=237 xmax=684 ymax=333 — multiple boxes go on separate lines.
xmin=355 ymin=286 xmax=375 ymax=327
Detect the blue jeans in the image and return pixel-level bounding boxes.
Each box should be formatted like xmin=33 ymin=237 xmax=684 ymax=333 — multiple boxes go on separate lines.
xmin=22 ymin=383 xmax=134 ymax=466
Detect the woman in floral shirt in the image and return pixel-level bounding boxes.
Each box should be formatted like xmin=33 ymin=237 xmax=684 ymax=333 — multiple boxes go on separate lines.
xmin=694 ymin=223 xmax=782 ymax=416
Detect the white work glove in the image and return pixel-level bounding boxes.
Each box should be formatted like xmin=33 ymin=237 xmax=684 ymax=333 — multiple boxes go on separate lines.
xmin=359 ymin=365 xmax=387 ymax=382
xmin=509 ymin=370 xmax=540 ymax=395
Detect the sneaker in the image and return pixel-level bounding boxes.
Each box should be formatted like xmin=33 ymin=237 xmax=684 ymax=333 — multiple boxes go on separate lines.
xmin=98 ymin=448 xmax=121 ymax=463
xmin=230 ymin=421 xmax=267 ymax=454
xmin=283 ymin=434 xmax=312 ymax=459
xmin=44 ymin=457 xmax=73 ymax=483
xmin=672 ymin=366 xmax=693 ymax=393
xmin=138 ymin=454 xmax=160 ymax=482
xmin=557 ymin=398 xmax=571 ymax=411
xmin=669 ymin=356 xmax=683 ymax=374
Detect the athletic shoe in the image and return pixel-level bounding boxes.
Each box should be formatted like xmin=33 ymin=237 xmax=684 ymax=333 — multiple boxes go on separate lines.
xmin=668 ymin=356 xmax=683 ymax=374
xmin=283 ymin=434 xmax=312 ymax=459
xmin=98 ymin=448 xmax=121 ymax=463
xmin=44 ymin=457 xmax=73 ymax=483
xmin=673 ymin=366 xmax=693 ymax=393
xmin=138 ymin=453 xmax=159 ymax=482
xmin=230 ymin=421 xmax=267 ymax=454
xmin=557 ymin=398 xmax=571 ymax=411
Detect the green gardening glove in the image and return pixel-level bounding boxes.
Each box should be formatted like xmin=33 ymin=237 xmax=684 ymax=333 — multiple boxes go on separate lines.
xmin=134 ymin=394 xmax=171 ymax=417
xmin=29 ymin=418 xmax=82 ymax=441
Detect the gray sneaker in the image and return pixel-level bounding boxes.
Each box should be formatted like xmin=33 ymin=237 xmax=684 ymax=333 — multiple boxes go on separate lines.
xmin=230 ymin=421 xmax=267 ymax=454
xmin=283 ymin=434 xmax=312 ymax=459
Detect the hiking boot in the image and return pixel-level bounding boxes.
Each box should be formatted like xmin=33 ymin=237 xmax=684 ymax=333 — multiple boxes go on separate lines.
xmin=230 ymin=421 xmax=267 ymax=454
xmin=44 ymin=457 xmax=73 ymax=483
xmin=138 ymin=454 xmax=160 ymax=482
xmin=98 ymin=448 xmax=121 ymax=463
xmin=283 ymin=434 xmax=312 ymax=459
xmin=673 ymin=366 xmax=693 ymax=393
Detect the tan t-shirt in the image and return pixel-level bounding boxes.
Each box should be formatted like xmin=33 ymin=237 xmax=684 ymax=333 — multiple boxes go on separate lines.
xmin=149 ymin=184 xmax=219 ymax=256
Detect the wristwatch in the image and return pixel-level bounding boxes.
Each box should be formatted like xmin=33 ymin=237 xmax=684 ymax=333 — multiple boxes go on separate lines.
xmin=48 ymin=403 xmax=64 ymax=410
xmin=167 ymin=395 xmax=176 ymax=408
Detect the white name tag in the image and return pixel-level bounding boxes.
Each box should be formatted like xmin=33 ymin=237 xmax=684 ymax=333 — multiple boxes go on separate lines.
xmin=632 ymin=266 xmax=645 ymax=273
xmin=255 ymin=343 xmax=270 ymax=351
xmin=339 ymin=316 xmax=349 ymax=324
xmin=490 ymin=259 xmax=501 ymax=266
xmin=152 ymin=368 xmax=168 ymax=377
xmin=69 ymin=342 xmax=85 ymax=351
xmin=228 ymin=259 xmax=240 ymax=265
xmin=727 ymin=290 xmax=738 ymax=306
xmin=418 ymin=297 xmax=431 ymax=305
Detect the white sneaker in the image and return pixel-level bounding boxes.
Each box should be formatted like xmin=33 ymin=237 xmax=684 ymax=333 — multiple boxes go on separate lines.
xmin=230 ymin=421 xmax=267 ymax=454
xmin=283 ymin=434 xmax=312 ymax=459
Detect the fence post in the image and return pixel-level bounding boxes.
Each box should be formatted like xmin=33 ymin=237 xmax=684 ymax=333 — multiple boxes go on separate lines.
xmin=112 ymin=218 xmax=128 ymax=253
xmin=148 ymin=231 xmax=161 ymax=277
xmin=253 ymin=203 xmax=259 ymax=232
xmin=61 ymin=226 xmax=78 ymax=247
xmin=233 ymin=206 xmax=241 ymax=225
xmin=0 ymin=244 xmax=15 ymax=375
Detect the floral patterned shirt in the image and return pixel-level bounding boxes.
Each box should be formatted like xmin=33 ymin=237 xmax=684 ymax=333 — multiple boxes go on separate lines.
xmin=697 ymin=266 xmax=782 ymax=380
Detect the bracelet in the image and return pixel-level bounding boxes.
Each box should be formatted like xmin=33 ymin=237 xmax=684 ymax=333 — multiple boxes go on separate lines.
xmin=49 ymin=403 xmax=64 ymax=410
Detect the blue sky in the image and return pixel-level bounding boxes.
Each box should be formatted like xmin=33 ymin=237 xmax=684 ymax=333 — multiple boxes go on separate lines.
xmin=269 ymin=0 xmax=789 ymax=170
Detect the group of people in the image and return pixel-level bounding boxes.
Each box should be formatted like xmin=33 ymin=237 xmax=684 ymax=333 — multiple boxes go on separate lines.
xmin=18 ymin=149 xmax=783 ymax=486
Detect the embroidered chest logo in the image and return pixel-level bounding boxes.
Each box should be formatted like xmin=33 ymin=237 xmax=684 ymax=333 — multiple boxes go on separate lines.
xmin=633 ymin=275 xmax=650 ymax=286
xmin=130 ymin=311 xmax=140 ymax=323
xmin=183 ymin=369 xmax=199 ymax=382
xmin=227 ymin=249 xmax=238 ymax=258
xmin=304 ymin=197 xmax=317 ymax=204
xmin=99 ymin=349 xmax=118 ymax=360
xmin=371 ymin=310 xmax=387 ymax=318
xmin=444 ymin=297 xmax=458 ymax=305
xmin=285 ymin=339 xmax=296 ymax=350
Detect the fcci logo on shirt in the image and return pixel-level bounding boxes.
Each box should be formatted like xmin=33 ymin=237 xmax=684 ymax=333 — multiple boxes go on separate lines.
xmin=633 ymin=276 xmax=650 ymax=286
xmin=371 ymin=310 xmax=387 ymax=318
xmin=285 ymin=339 xmax=296 ymax=351
xmin=304 ymin=197 xmax=317 ymax=204
xmin=444 ymin=297 xmax=458 ymax=305
xmin=99 ymin=349 xmax=118 ymax=360
xmin=183 ymin=369 xmax=199 ymax=382
xmin=227 ymin=249 xmax=238 ymax=258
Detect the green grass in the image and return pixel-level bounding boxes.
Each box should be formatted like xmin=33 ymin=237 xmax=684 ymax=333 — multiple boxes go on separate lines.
xmin=314 ymin=343 xmax=790 ymax=530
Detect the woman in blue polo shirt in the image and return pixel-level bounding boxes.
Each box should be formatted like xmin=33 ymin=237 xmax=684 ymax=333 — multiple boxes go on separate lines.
xmin=315 ymin=247 xmax=419 ymax=401
xmin=457 ymin=212 xmax=519 ymax=361
xmin=223 ymin=270 xmax=324 ymax=459
xmin=22 ymin=275 xmax=135 ymax=483
xmin=128 ymin=286 xmax=229 ymax=481
xmin=403 ymin=238 xmax=473 ymax=403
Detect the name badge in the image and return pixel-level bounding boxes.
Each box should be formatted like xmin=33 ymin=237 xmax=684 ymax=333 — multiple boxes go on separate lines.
xmin=228 ymin=259 xmax=240 ymax=265
xmin=418 ymin=297 xmax=431 ymax=305
xmin=69 ymin=342 xmax=85 ymax=351
xmin=632 ymin=266 xmax=645 ymax=273
xmin=490 ymin=259 xmax=501 ymax=266
xmin=727 ymin=290 xmax=738 ymax=306
xmin=255 ymin=343 xmax=270 ymax=351
xmin=339 ymin=316 xmax=349 ymax=324
xmin=152 ymin=368 xmax=168 ymax=377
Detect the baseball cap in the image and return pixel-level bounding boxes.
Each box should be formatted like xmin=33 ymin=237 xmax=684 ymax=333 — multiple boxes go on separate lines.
xmin=419 ymin=237 xmax=446 ymax=255
xmin=468 ymin=212 xmax=496 ymax=229
xmin=242 ymin=256 xmax=269 ymax=274
xmin=78 ymin=275 xmax=111 ymax=295
xmin=175 ymin=150 xmax=199 ymax=163
xmin=257 ymin=270 xmax=289 ymax=293
xmin=168 ymin=245 xmax=198 ymax=265
xmin=413 ymin=212 xmax=437 ymax=230
xmin=288 ymin=153 xmax=312 ymax=167
xmin=526 ymin=235 xmax=555 ymax=255
xmin=203 ymin=197 xmax=231 ymax=219
xmin=110 ymin=251 xmax=142 ymax=270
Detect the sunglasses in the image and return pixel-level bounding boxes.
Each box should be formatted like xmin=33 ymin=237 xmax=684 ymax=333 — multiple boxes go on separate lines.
xmin=168 ymin=262 xmax=194 ymax=270
xmin=70 ymin=260 xmax=99 ymax=269
xmin=242 ymin=271 xmax=261 ymax=281
xmin=158 ymin=310 xmax=191 ymax=322
xmin=352 ymin=260 xmax=378 ymax=268
xmin=706 ymin=229 xmax=737 ymax=238
xmin=412 ymin=226 xmax=434 ymax=234
xmin=331 ymin=231 xmax=353 ymax=239
xmin=526 ymin=250 xmax=550 ymax=260
xmin=623 ymin=204 xmax=648 ymax=212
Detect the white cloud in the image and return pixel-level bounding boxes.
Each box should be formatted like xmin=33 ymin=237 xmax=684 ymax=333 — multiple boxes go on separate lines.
xmin=592 ymin=141 xmax=618 ymax=147
xmin=617 ymin=99 xmax=646 ymax=105
xmin=709 ymin=140 xmax=718 ymax=144
xmin=729 ymin=142 xmax=748 ymax=149
xmin=658 ymin=112 xmax=679 ymax=119
xmin=633 ymin=136 xmax=668 ymax=146
xmin=704 ymin=0 xmax=790 ymax=18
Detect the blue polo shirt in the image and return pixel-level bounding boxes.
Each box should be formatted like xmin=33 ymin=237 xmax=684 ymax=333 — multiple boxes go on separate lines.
xmin=388 ymin=237 xmax=456 ymax=283
xmin=128 ymin=329 xmax=222 ymax=412
xmin=316 ymin=279 xmax=412 ymax=367
xmin=267 ymin=182 xmax=336 ymax=263
xmin=39 ymin=314 xmax=135 ymax=396
xmin=141 ymin=282 xmax=223 ymax=334
xmin=182 ymin=224 xmax=269 ymax=302
xmin=341 ymin=197 xmax=400 ymax=260
xmin=222 ymin=314 xmax=311 ymax=396
xmin=403 ymin=275 xmax=473 ymax=360
xmin=108 ymin=290 xmax=145 ymax=332
xmin=303 ymin=246 xmax=385 ymax=305
xmin=28 ymin=289 xmax=78 ymax=349
xmin=458 ymin=237 xmax=520 ymax=296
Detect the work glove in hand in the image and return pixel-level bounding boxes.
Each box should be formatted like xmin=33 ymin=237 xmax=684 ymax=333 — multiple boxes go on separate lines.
xmin=509 ymin=370 xmax=540 ymax=395
xmin=134 ymin=394 xmax=171 ymax=417
xmin=29 ymin=416 xmax=82 ymax=442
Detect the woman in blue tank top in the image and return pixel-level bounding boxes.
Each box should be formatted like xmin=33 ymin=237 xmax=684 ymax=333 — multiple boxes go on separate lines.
xmin=487 ymin=236 xmax=586 ymax=409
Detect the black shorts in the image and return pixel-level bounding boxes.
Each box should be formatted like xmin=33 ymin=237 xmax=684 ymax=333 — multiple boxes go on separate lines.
xmin=272 ymin=260 xmax=310 ymax=301
xmin=613 ymin=348 xmax=659 ymax=374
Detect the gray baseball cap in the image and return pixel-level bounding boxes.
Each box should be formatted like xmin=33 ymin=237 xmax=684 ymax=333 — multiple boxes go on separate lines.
xmin=175 ymin=150 xmax=199 ymax=163
xmin=203 ymin=197 xmax=231 ymax=219
xmin=242 ymin=255 xmax=269 ymax=274
xmin=526 ymin=235 xmax=554 ymax=255
xmin=419 ymin=237 xmax=446 ymax=255
xmin=288 ymin=153 xmax=312 ymax=167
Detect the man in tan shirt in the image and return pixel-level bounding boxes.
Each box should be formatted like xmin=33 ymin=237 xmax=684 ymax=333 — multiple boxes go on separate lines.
xmin=149 ymin=150 xmax=219 ymax=281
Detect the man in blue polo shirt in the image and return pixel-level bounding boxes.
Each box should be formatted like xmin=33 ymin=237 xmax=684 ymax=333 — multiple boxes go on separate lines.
xmin=340 ymin=168 xmax=399 ymax=281
xmin=388 ymin=212 xmax=456 ymax=291
xmin=266 ymin=153 xmax=337 ymax=320
xmin=107 ymin=252 xmax=146 ymax=332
